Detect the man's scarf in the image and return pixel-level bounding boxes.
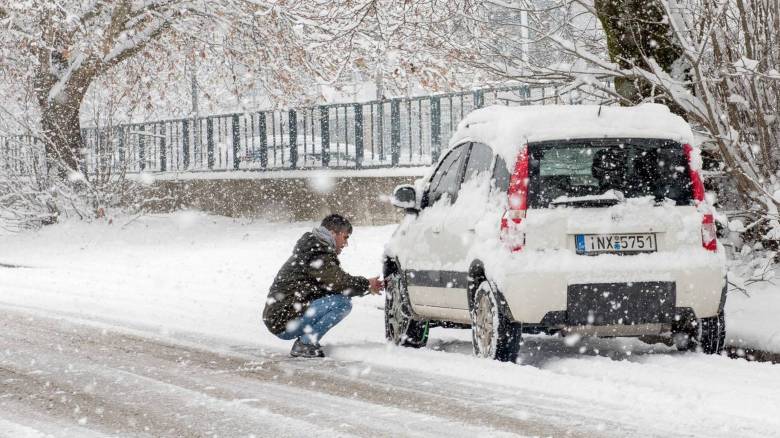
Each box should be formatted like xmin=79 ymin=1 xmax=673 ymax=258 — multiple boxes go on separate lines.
xmin=312 ymin=226 xmax=336 ymax=250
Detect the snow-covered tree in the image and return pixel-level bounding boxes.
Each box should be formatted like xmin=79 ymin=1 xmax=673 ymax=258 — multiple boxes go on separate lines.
xmin=0 ymin=1 xmax=388 ymax=177
xmin=2 ymin=1 xmax=454 ymax=224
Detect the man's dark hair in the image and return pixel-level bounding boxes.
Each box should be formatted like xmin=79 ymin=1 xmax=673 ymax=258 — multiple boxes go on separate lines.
xmin=321 ymin=214 xmax=352 ymax=234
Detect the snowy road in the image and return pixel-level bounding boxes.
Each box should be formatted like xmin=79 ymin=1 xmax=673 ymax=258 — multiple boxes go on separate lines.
xmin=1 ymin=308 xmax=619 ymax=438
xmin=2 ymin=213 xmax=780 ymax=437
xmin=3 ymin=307 xmax=780 ymax=437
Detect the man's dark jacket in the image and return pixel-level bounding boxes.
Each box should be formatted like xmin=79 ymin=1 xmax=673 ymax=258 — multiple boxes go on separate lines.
xmin=263 ymin=231 xmax=370 ymax=335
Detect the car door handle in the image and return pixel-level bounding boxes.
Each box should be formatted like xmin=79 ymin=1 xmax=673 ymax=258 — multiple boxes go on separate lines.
xmin=432 ymin=224 xmax=442 ymax=234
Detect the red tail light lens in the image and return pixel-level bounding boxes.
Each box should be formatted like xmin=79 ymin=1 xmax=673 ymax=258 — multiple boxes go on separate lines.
xmin=701 ymin=213 xmax=717 ymax=252
xmin=684 ymin=143 xmax=717 ymax=252
xmin=683 ymin=144 xmax=705 ymax=203
xmin=500 ymin=146 xmax=529 ymax=252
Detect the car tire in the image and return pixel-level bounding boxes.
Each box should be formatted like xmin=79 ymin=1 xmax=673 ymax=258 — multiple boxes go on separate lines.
xmin=384 ymin=268 xmax=428 ymax=348
xmin=674 ymin=311 xmax=726 ymax=354
xmin=696 ymin=311 xmax=726 ymax=354
xmin=469 ymin=280 xmax=521 ymax=362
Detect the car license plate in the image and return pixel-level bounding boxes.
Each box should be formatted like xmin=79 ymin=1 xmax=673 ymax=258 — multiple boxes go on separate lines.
xmin=575 ymin=233 xmax=657 ymax=254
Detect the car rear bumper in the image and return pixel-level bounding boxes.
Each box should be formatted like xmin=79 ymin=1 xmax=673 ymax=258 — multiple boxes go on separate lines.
xmin=493 ymin=250 xmax=726 ymax=327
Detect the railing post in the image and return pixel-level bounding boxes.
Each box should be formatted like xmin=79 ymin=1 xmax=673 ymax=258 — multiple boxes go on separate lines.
xmin=430 ymin=96 xmax=441 ymax=164
xmin=159 ymin=123 xmax=167 ymax=172
xmin=390 ymin=99 xmax=401 ymax=166
xmin=378 ymin=102 xmax=384 ymax=161
xmin=5 ymin=137 xmax=11 ymax=173
xmin=182 ymin=120 xmax=190 ymax=169
xmin=80 ymin=128 xmax=89 ymax=175
xmin=5 ymin=137 xmax=10 ymax=172
xmin=354 ymin=104 xmax=363 ymax=168
xmin=117 ymin=127 xmax=125 ymax=167
xmin=1 ymin=137 xmax=6 ymax=172
xmin=138 ymin=125 xmax=146 ymax=171
xmin=9 ymin=137 xmax=15 ymax=174
xmin=319 ymin=105 xmax=330 ymax=167
xmin=474 ymin=89 xmax=484 ymax=108
xmin=193 ymin=118 xmax=200 ymax=165
xmin=231 ymin=114 xmax=241 ymax=170
xmin=288 ymin=109 xmax=297 ymax=169
xmin=95 ymin=128 xmax=103 ymax=174
xmin=19 ymin=136 xmax=25 ymax=173
xmin=258 ymin=112 xmax=268 ymax=169
xmin=207 ymin=117 xmax=214 ymax=169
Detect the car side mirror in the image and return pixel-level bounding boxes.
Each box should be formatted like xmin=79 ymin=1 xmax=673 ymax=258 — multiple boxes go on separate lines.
xmin=391 ymin=184 xmax=418 ymax=211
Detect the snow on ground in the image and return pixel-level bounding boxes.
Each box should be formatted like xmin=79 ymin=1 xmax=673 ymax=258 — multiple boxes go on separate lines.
xmin=1 ymin=212 xmax=780 ymax=436
xmin=0 ymin=212 xmax=392 ymax=353
xmin=727 ymin=282 xmax=780 ymax=353
xmin=0 ymin=210 xmax=777 ymax=353
xmin=0 ymin=420 xmax=54 ymax=438
xmin=0 ymin=209 xmax=777 ymax=354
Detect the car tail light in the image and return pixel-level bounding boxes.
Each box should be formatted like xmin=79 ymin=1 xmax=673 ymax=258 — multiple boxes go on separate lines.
xmin=683 ymin=144 xmax=705 ymax=203
xmin=684 ymin=143 xmax=717 ymax=252
xmin=701 ymin=213 xmax=717 ymax=251
xmin=500 ymin=146 xmax=529 ymax=252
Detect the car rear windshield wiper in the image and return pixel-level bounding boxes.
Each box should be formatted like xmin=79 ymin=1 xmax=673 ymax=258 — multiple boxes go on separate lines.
xmin=550 ymin=190 xmax=625 ymax=208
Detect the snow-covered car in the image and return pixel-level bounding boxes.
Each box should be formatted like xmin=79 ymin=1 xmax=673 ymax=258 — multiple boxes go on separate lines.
xmin=383 ymin=104 xmax=727 ymax=362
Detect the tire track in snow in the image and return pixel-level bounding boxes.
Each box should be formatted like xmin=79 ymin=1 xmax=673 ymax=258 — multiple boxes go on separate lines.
xmin=0 ymin=309 xmax=590 ymax=437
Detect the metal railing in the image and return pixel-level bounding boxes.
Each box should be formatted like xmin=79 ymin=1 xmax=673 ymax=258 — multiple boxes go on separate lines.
xmin=3 ymin=83 xmax=610 ymax=175
xmin=0 ymin=135 xmax=44 ymax=175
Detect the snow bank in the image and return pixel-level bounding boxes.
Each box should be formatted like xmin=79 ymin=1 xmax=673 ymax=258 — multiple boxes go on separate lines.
xmin=727 ymin=282 xmax=780 ymax=352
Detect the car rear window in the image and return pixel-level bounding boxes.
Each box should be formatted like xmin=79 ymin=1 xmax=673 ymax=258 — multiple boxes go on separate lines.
xmin=527 ymin=139 xmax=693 ymax=208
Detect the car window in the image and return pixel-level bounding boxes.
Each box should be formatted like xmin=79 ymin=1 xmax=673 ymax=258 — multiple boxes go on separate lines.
xmin=527 ymin=139 xmax=693 ymax=208
xmin=463 ymin=143 xmax=494 ymax=183
xmin=425 ymin=144 xmax=467 ymax=207
xmin=492 ymin=155 xmax=511 ymax=193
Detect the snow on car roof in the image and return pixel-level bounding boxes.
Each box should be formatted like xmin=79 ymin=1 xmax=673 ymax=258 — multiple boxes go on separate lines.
xmin=448 ymin=103 xmax=696 ymax=168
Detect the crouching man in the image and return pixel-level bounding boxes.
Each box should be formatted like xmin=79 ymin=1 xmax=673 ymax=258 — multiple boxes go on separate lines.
xmin=263 ymin=214 xmax=382 ymax=358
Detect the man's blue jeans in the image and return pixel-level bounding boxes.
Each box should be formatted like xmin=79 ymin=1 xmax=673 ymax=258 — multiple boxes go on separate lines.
xmin=278 ymin=294 xmax=352 ymax=345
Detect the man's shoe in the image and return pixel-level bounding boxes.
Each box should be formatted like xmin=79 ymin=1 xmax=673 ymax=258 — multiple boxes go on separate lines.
xmin=290 ymin=338 xmax=325 ymax=358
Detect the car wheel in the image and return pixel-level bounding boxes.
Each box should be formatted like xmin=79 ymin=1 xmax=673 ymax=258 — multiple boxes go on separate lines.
xmin=384 ymin=269 xmax=428 ymax=348
xmin=673 ymin=311 xmax=726 ymax=354
xmin=696 ymin=311 xmax=726 ymax=354
xmin=469 ymin=280 xmax=521 ymax=362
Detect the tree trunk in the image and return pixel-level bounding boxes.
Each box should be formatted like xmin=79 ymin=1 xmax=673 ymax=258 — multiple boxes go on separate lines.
xmin=594 ymin=0 xmax=689 ymax=116
xmin=33 ymin=49 xmax=95 ymax=180
xmin=40 ymin=99 xmax=84 ymax=178
xmin=31 ymin=52 xmax=93 ymax=223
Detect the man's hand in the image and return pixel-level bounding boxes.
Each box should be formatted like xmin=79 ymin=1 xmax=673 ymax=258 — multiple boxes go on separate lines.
xmin=368 ymin=277 xmax=383 ymax=295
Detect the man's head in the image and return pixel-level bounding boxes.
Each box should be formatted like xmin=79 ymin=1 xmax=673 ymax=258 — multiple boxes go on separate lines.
xmin=321 ymin=214 xmax=353 ymax=254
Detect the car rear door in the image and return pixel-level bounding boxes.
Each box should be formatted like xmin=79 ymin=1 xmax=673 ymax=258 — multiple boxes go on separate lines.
xmin=523 ymin=138 xmax=697 ymax=254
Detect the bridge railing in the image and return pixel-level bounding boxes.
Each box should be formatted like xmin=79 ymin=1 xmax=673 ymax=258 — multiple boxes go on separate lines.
xmin=3 ymin=83 xmax=610 ymax=175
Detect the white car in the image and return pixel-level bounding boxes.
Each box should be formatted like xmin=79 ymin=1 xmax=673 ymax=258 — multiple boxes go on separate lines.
xmin=383 ymin=104 xmax=727 ymax=362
